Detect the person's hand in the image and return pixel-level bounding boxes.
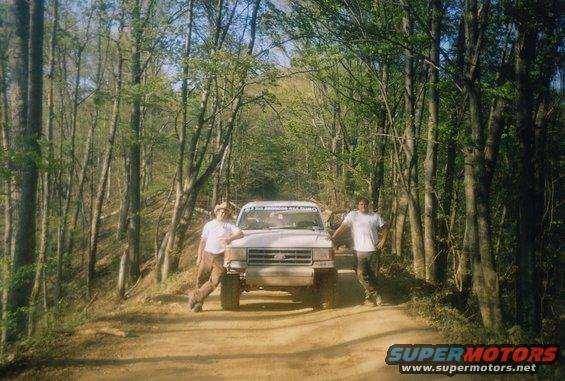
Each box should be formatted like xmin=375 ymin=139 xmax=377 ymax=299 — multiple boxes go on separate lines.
xmin=376 ymin=239 xmax=385 ymax=251
xmin=224 ymin=237 xmax=232 ymax=245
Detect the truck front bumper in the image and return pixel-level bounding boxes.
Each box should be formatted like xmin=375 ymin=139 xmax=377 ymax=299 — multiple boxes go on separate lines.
xmin=245 ymin=266 xmax=315 ymax=287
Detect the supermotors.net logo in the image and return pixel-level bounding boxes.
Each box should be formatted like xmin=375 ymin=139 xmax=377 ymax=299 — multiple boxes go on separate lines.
xmin=385 ymin=344 xmax=559 ymax=376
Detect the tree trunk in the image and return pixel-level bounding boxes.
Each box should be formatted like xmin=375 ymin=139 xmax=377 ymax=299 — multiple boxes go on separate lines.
xmin=224 ymin=137 xmax=232 ymax=204
xmin=116 ymin=163 xmax=130 ymax=240
xmin=210 ymin=112 xmax=223 ymax=210
xmin=423 ymin=0 xmax=441 ymax=284
xmin=458 ymin=154 xmax=475 ymax=296
xmin=87 ymin=37 xmax=124 ymax=298
xmin=127 ymin=0 xmax=142 ymax=279
xmin=8 ymin=0 xmax=44 ymax=341
xmin=495 ymin=205 xmax=506 ymax=254
xmin=173 ymin=190 xmax=199 ymax=254
xmin=439 ymin=18 xmax=464 ymax=285
xmin=211 ymin=166 xmax=221 ymax=209
xmin=370 ymin=111 xmax=386 ymax=208
xmin=402 ymin=4 xmax=425 ymax=279
xmin=105 ymin=165 xmax=111 ymax=202
xmin=463 ymin=0 xmax=502 ymax=330
xmin=468 ymin=89 xmax=502 ymax=330
xmin=155 ymin=0 xmax=194 ymax=282
xmin=514 ymin=8 xmax=539 ymax=333
xmin=393 ymin=192 xmax=407 ymax=257
xmin=117 ymin=248 xmax=128 ymax=300
xmin=531 ymin=1 xmax=559 ymax=334
xmin=28 ymin=0 xmax=57 ymax=336
xmin=0 ymin=34 xmax=14 ymax=355
xmin=392 ymin=154 xmax=407 ymax=257
xmin=484 ymin=97 xmax=508 ymax=192
xmin=439 ymin=123 xmax=457 ymax=285
xmin=212 ymin=140 xmax=230 ymax=207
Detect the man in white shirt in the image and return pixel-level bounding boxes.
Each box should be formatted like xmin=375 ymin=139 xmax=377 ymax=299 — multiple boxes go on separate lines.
xmin=329 ymin=197 xmax=390 ymax=306
xmin=189 ymin=202 xmax=244 ymax=312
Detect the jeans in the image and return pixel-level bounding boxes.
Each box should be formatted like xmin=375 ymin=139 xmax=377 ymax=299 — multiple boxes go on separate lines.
xmin=192 ymin=251 xmax=226 ymax=304
xmin=355 ymin=251 xmax=380 ymax=300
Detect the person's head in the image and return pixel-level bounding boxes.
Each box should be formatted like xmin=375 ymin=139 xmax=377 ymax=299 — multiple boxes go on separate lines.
xmin=357 ymin=197 xmax=369 ymax=214
xmin=214 ymin=202 xmax=231 ymax=221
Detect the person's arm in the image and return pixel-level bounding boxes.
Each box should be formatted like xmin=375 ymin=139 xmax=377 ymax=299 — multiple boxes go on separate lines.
xmin=226 ymin=229 xmax=244 ymax=244
xmin=376 ymin=223 xmax=390 ymax=251
xmin=197 ymin=237 xmax=206 ymax=265
xmin=328 ymin=222 xmax=349 ymax=241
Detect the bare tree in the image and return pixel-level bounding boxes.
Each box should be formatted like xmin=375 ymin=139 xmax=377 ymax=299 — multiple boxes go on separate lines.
xmin=88 ymin=20 xmax=124 ymax=298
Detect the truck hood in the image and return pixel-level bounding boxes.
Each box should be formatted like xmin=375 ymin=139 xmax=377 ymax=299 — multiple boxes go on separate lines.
xmin=231 ymin=229 xmax=332 ymax=249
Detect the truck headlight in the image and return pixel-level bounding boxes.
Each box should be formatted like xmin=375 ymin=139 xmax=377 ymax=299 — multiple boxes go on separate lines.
xmin=225 ymin=247 xmax=247 ymax=261
xmin=313 ymin=248 xmax=334 ymax=261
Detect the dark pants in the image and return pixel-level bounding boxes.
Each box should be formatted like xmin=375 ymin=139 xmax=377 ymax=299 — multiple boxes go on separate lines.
xmin=192 ymin=251 xmax=226 ymax=304
xmin=355 ymin=251 xmax=380 ymax=299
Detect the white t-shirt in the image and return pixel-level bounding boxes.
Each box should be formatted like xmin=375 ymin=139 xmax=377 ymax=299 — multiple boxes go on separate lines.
xmin=201 ymin=219 xmax=241 ymax=255
xmin=343 ymin=211 xmax=386 ymax=252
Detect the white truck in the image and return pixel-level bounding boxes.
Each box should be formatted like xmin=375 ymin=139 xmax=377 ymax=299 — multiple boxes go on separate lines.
xmin=221 ymin=201 xmax=338 ymax=310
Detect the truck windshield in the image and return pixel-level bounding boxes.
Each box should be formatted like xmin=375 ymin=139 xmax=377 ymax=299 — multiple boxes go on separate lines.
xmin=238 ymin=206 xmax=324 ymax=230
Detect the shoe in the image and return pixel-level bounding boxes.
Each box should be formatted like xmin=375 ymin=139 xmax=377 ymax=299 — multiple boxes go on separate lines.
xmin=374 ymin=293 xmax=383 ymax=307
xmin=365 ymin=293 xmax=382 ymax=307
xmin=191 ymin=303 xmax=203 ymax=313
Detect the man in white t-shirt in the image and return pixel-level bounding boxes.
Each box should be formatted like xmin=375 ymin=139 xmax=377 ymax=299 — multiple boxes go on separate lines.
xmin=329 ymin=197 xmax=390 ymax=306
xmin=188 ymin=202 xmax=244 ymax=312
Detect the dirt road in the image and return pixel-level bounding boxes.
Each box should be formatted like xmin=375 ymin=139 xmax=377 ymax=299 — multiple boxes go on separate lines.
xmin=9 ymin=255 xmax=459 ymax=380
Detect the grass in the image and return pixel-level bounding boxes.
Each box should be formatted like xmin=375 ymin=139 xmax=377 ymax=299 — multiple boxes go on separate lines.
xmin=380 ymin=256 xmax=565 ymax=380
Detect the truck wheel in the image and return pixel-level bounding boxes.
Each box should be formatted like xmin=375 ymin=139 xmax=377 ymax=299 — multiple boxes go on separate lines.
xmin=221 ymin=274 xmax=241 ymax=310
xmin=319 ymin=270 xmax=338 ymax=309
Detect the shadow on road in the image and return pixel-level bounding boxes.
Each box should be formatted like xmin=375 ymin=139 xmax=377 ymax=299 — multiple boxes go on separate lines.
xmin=39 ymin=327 xmax=435 ymax=370
xmin=239 ymin=301 xmax=306 ymax=312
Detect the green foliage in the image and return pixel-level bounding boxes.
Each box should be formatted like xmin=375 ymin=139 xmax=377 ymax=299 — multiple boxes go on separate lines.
xmin=410 ymin=293 xmax=503 ymax=344
xmin=410 ymin=294 xmax=564 ymax=378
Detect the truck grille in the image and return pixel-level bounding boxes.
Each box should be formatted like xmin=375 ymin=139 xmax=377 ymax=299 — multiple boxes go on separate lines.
xmin=247 ymin=248 xmax=313 ymax=266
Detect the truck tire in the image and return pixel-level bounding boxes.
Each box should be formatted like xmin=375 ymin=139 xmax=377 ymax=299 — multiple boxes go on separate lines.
xmin=221 ymin=273 xmax=241 ymax=310
xmin=319 ymin=270 xmax=338 ymax=309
